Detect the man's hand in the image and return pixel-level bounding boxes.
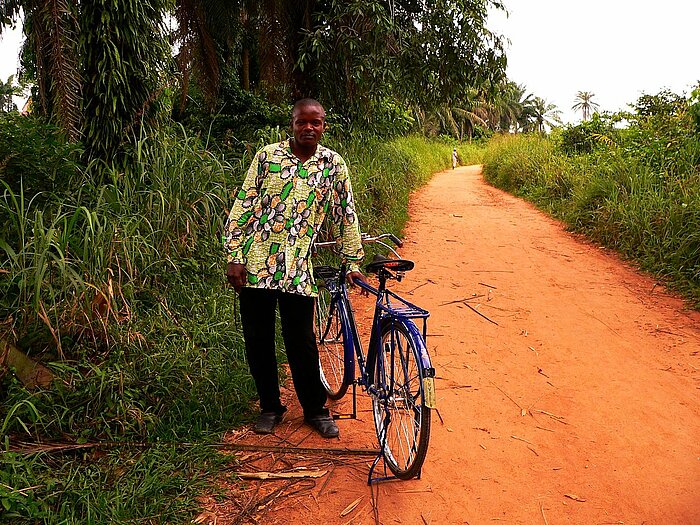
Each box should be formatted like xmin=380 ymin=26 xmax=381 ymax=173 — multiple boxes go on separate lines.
xmin=346 ymin=270 xmax=368 ymax=292
xmin=226 ymin=262 xmax=247 ymax=293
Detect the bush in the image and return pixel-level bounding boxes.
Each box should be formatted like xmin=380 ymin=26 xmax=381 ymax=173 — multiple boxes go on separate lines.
xmin=0 ymin=114 xmax=83 ymax=195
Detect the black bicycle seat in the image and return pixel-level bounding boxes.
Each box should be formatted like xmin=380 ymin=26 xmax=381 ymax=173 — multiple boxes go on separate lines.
xmin=365 ymin=254 xmax=414 ymax=274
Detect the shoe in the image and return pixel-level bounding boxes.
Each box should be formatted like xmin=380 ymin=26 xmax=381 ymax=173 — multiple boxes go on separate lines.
xmin=253 ymin=411 xmax=284 ymax=434
xmin=305 ymin=414 xmax=339 ymax=438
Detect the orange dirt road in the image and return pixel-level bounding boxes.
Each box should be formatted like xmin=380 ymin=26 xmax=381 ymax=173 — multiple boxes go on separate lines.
xmin=226 ymin=165 xmax=700 ymax=525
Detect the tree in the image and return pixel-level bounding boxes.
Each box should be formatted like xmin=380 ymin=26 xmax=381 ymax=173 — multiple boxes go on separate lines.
xmin=1 ymin=0 xmax=82 ymax=140
xmin=2 ymin=0 xmax=172 ymax=162
xmin=0 ymin=75 xmax=23 ymax=112
xmin=572 ymin=91 xmax=600 ymax=121
xmin=520 ymin=96 xmax=561 ymax=133
xmin=80 ymin=0 xmax=171 ymax=163
xmin=174 ymin=0 xmax=508 ymax=129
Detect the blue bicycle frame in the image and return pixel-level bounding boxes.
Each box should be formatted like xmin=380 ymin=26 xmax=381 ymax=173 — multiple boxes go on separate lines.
xmin=323 ymin=263 xmax=434 ymax=413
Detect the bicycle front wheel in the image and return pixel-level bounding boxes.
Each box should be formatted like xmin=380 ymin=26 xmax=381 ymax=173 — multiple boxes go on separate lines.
xmin=372 ymin=320 xmax=431 ymax=479
xmin=315 ymin=282 xmax=350 ymax=400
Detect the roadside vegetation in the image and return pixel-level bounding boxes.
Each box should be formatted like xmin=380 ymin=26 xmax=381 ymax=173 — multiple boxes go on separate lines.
xmin=483 ymin=88 xmax=700 ymax=306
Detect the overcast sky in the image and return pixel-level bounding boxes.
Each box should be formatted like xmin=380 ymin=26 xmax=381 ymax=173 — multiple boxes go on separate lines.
xmin=488 ymin=1 xmax=700 ymax=123
xmin=2 ymin=3 xmax=699 ymax=123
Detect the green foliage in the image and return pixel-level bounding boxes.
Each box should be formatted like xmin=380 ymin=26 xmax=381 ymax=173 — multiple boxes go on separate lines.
xmin=557 ymin=114 xmax=618 ymax=155
xmin=80 ymin=0 xmax=172 ymax=163
xmin=482 ymin=89 xmax=700 ymax=305
xmin=0 ymin=113 xmax=83 ymax=195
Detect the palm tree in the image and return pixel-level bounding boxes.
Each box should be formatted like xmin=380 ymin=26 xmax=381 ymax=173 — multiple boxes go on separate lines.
xmin=1 ymin=1 xmax=82 ymax=139
xmin=520 ymin=96 xmax=562 ymax=133
xmin=572 ymin=91 xmax=600 ymax=121
xmin=0 ymin=75 xmax=24 ymax=112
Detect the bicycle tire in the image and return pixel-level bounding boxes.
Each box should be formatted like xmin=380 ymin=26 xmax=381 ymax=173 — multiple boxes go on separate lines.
xmin=315 ymin=282 xmax=351 ymax=400
xmin=372 ymin=319 xmax=431 ymax=479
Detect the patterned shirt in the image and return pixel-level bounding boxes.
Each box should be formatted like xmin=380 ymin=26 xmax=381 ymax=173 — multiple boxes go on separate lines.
xmin=223 ymin=140 xmax=364 ymax=296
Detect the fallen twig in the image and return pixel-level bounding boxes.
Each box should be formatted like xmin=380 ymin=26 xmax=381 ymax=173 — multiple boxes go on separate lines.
xmin=439 ymin=295 xmax=484 ymax=307
xmin=540 ymin=501 xmax=549 ymax=525
xmin=463 ymin=302 xmax=499 ymax=325
xmin=488 ymin=381 xmax=523 ymax=411
xmin=534 ymin=410 xmax=568 ymax=425
xmin=235 ymin=470 xmax=327 ymax=480
xmin=510 ymin=435 xmax=533 ymax=445
xmin=478 ymin=282 xmax=497 ymax=289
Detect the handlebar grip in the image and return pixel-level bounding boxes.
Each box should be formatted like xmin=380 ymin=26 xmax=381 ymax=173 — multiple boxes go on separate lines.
xmin=389 ymin=233 xmax=403 ymax=247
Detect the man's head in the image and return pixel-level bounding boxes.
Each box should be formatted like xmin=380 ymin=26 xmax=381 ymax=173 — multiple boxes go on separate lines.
xmin=291 ymin=98 xmax=326 ymax=150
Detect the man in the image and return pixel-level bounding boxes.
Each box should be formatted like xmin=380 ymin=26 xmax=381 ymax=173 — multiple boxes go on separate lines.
xmin=452 ymin=148 xmax=458 ymax=169
xmin=223 ymin=99 xmax=365 ymax=438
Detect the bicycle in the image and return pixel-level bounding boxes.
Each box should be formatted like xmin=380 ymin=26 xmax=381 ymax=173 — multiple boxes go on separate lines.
xmin=313 ymin=233 xmax=436 ymax=482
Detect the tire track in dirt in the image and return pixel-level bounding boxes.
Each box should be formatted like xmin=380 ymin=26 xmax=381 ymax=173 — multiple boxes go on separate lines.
xmin=228 ymin=165 xmax=700 ymax=525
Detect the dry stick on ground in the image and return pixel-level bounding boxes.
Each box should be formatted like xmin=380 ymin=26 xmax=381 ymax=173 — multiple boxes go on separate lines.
xmin=478 ymin=282 xmax=497 ymax=289
xmin=438 ymin=296 xmax=484 ymax=307
xmin=226 ymin=443 xmax=380 ymax=457
xmin=406 ymin=279 xmax=436 ymax=295
xmin=534 ymin=409 xmax=568 ymax=425
xmin=540 ymin=501 xmax=549 ymax=525
xmin=488 ymin=380 xmax=524 ymax=412
xmin=462 ymin=302 xmax=499 ymax=325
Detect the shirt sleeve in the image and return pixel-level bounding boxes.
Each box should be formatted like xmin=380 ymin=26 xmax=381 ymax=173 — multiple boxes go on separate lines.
xmin=331 ymin=156 xmax=364 ymax=273
xmin=223 ymin=152 xmax=262 ymax=264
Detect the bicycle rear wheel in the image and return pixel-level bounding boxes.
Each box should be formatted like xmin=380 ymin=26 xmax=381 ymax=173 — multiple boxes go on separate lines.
xmin=315 ymin=282 xmax=350 ymax=400
xmin=372 ymin=320 xmax=431 ymax=479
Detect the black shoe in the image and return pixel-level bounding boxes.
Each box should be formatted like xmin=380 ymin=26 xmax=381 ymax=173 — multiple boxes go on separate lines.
xmin=253 ymin=411 xmax=284 ymax=434
xmin=305 ymin=414 xmax=339 ymax=438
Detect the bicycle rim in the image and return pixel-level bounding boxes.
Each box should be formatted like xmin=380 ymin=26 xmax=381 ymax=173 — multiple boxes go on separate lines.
xmin=372 ymin=321 xmax=431 ymax=479
xmin=315 ymin=284 xmax=349 ymax=400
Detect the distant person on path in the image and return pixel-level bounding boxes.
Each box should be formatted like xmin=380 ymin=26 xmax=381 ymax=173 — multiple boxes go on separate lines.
xmin=223 ymin=98 xmax=365 ymax=438
xmin=452 ymin=148 xmax=458 ymax=169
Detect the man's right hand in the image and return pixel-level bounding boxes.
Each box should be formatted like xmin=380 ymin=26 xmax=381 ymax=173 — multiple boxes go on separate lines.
xmin=226 ymin=262 xmax=247 ymax=293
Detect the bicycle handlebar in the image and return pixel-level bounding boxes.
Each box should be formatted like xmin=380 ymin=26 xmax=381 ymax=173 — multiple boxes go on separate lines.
xmin=313 ymin=233 xmax=402 ymax=249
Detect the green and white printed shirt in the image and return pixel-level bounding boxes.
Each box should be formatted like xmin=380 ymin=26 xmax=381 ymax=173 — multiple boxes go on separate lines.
xmin=223 ymin=140 xmax=364 ymax=297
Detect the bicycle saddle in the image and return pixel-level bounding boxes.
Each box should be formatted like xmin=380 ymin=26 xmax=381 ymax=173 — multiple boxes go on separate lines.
xmin=365 ymin=254 xmax=414 ymax=274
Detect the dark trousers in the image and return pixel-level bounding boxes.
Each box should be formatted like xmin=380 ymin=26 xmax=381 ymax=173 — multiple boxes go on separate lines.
xmin=238 ymin=287 xmax=328 ymax=418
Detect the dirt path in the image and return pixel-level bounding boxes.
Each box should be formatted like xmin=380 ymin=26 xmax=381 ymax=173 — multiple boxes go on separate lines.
xmin=224 ymin=165 xmax=700 ymax=525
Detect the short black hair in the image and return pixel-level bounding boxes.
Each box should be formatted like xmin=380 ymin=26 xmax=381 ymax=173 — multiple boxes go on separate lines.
xmin=292 ymin=98 xmax=324 ymax=114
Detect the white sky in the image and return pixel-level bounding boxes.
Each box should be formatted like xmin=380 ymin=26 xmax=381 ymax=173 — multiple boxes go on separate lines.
xmin=2 ymin=4 xmax=699 ymax=124
xmin=0 ymin=23 xmax=25 ymax=108
xmin=488 ymin=1 xmax=700 ymax=124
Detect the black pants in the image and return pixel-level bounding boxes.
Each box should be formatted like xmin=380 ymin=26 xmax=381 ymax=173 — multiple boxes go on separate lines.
xmin=238 ymin=287 xmax=328 ymax=418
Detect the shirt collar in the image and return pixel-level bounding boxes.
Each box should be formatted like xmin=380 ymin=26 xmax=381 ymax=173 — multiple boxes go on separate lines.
xmin=282 ymin=139 xmax=325 ymax=163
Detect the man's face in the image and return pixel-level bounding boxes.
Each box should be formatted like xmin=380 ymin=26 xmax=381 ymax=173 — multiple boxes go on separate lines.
xmin=292 ymin=104 xmax=325 ymax=148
